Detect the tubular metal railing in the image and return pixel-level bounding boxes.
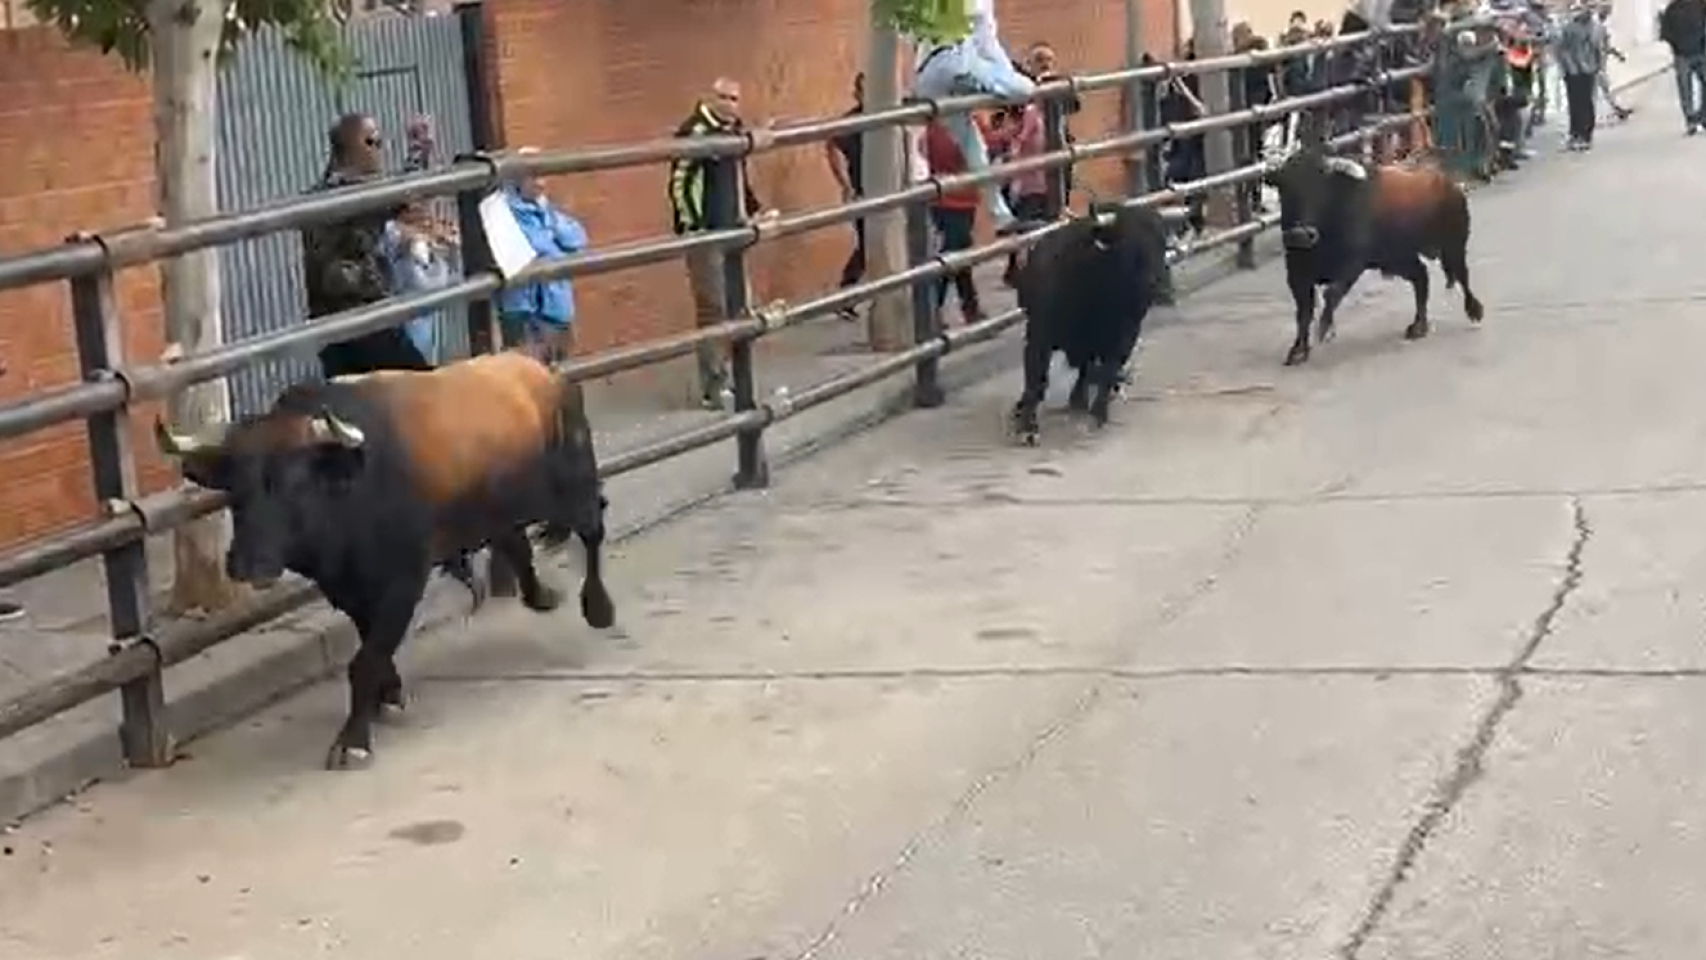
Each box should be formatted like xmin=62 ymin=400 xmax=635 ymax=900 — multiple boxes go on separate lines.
xmin=0 ymin=23 xmax=1440 ymax=760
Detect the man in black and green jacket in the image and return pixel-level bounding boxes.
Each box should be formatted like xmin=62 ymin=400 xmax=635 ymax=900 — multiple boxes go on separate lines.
xmin=668 ymin=77 xmax=769 ymax=409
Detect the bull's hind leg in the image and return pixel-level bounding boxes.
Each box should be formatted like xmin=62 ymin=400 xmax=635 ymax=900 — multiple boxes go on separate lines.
xmin=1389 ymin=256 xmax=1432 ymax=340
xmin=574 ymin=505 xmax=616 ymax=630
xmin=328 ymin=570 xmax=429 ymax=770
xmin=534 ymin=491 xmax=616 ymax=630
xmin=491 ymin=529 xmax=562 ymax=613
xmin=1442 ymin=246 xmax=1484 ymax=323
xmin=1012 ymin=333 xmax=1052 ymax=445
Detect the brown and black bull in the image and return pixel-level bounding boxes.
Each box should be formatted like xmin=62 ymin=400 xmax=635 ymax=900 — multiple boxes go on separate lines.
xmin=155 ymin=351 xmax=615 ymax=770
xmin=1264 ymin=142 xmax=1484 ymax=366
xmin=1011 ymin=202 xmax=1169 ymax=445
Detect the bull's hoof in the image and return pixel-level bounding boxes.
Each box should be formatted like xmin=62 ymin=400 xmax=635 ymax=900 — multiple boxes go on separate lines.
xmin=325 ymin=742 xmax=373 ymax=771
xmin=377 ymin=702 xmax=407 ymax=725
xmin=581 ymin=585 xmax=616 ymax=630
xmin=1019 ymin=429 xmax=1040 ymax=447
xmin=1403 ymin=320 xmax=1429 ymax=341
xmin=1316 ymin=322 xmax=1336 ymax=345
xmin=1284 ymin=346 xmax=1310 ymax=366
xmin=522 ymin=583 xmax=564 ymax=614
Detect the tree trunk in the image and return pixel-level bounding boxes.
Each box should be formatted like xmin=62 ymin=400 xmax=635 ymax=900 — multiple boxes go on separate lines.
xmin=862 ymin=15 xmax=912 ymax=353
xmin=150 ymin=0 xmax=241 ymax=616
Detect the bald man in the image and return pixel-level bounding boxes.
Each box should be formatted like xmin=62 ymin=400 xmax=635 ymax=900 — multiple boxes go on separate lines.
xmin=669 ymin=77 xmax=772 ymax=408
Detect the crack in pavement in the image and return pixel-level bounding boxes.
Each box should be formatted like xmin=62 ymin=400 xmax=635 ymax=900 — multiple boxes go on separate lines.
xmin=1335 ymin=496 xmax=1592 ymax=960
xmin=782 ymin=685 xmax=1104 ymax=960
xmin=778 ymin=504 xmax=1266 ymax=960
xmin=780 ymin=480 xmax=1706 ymax=515
xmin=414 ymin=663 xmax=1706 ymax=686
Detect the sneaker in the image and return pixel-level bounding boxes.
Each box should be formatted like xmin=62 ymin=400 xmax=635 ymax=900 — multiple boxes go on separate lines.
xmin=0 ymin=601 xmax=23 ymax=623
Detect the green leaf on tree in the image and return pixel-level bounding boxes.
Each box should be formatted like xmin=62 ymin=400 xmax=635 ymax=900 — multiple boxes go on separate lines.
xmin=25 ymin=0 xmax=354 ymax=80
xmin=873 ymin=0 xmax=970 ymax=44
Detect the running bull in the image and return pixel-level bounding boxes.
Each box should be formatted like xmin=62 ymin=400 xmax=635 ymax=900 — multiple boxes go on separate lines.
xmin=1264 ymin=141 xmax=1484 ymax=367
xmin=1011 ymin=202 xmax=1169 ymax=445
xmin=155 ymin=351 xmax=616 ymax=770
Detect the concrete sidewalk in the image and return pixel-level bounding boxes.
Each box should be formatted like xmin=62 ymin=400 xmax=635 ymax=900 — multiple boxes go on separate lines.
xmin=0 ymin=66 xmax=1697 ymax=960
xmin=0 ymin=246 xmax=1264 ymax=823
xmin=0 ymin=53 xmax=1672 ymax=824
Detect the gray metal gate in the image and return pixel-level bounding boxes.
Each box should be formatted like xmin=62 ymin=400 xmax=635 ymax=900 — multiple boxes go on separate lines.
xmin=215 ymin=12 xmax=477 ymax=417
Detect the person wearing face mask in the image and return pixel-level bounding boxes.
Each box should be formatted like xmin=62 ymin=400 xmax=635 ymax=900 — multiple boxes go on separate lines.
xmin=301 ymin=112 xmax=434 ymax=380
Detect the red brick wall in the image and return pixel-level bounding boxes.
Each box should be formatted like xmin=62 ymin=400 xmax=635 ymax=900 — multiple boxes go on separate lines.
xmin=0 ymin=29 xmax=173 ymax=550
xmin=489 ymin=0 xmax=1179 ymax=355
xmin=0 ymin=0 xmax=1175 ymax=551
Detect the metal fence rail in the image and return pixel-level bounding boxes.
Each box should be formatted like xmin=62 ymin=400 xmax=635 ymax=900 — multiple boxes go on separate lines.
xmin=0 ymin=25 xmax=1437 ymax=760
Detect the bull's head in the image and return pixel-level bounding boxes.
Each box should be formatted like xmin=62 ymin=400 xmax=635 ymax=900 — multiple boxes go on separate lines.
xmin=155 ymin=410 xmax=367 ymax=587
xmin=1263 ymin=126 xmax=1367 ymax=251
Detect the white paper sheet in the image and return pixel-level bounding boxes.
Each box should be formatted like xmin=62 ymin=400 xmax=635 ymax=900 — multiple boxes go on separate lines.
xmin=477 ymin=190 xmax=539 ymax=279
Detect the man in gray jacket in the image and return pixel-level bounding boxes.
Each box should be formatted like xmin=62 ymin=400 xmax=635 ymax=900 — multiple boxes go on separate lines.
xmin=1555 ymin=2 xmax=1606 ymax=149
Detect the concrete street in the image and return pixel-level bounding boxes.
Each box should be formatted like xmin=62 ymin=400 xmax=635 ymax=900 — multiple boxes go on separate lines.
xmin=2 ymin=71 xmax=1701 ymax=959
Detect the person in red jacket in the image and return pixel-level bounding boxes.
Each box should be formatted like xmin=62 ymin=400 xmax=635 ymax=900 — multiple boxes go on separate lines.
xmin=922 ymin=114 xmax=991 ymax=324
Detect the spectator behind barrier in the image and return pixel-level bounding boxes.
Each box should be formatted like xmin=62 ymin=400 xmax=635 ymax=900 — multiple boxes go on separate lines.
xmin=667 ymin=76 xmax=774 ymax=409
xmin=495 ymin=148 xmax=589 ymax=368
xmin=301 ymin=112 xmax=435 ymax=379
xmin=824 ymin=72 xmax=868 ymax=320
xmin=921 ymin=116 xmax=990 ymax=326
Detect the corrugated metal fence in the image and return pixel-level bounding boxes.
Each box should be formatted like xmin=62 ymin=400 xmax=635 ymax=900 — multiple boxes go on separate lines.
xmin=215 ymin=13 xmax=476 ymax=418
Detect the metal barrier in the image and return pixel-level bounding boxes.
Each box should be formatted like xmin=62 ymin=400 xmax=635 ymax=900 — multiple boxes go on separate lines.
xmin=0 ymin=25 xmax=1434 ymax=762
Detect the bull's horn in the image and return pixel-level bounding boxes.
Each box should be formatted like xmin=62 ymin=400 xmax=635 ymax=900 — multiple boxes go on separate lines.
xmin=153 ymin=417 xmax=225 ymax=456
xmin=1092 ymin=211 xmax=1117 ymax=228
xmin=310 ymin=411 xmax=366 ymax=448
xmin=1324 ymin=156 xmax=1367 ymax=180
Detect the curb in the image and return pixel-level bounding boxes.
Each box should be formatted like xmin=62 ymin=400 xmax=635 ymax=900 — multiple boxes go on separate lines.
xmin=0 ymin=223 xmax=1274 ymax=824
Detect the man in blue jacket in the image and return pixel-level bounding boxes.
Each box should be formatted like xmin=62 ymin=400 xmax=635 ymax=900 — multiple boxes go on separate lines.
xmin=497 ymin=148 xmax=589 ymax=367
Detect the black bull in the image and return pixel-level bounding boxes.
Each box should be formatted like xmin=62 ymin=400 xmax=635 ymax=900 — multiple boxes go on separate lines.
xmin=156 ymin=352 xmax=615 ymax=770
xmin=1265 ymin=148 xmax=1484 ymax=366
xmin=1011 ymin=204 xmax=1169 ymax=444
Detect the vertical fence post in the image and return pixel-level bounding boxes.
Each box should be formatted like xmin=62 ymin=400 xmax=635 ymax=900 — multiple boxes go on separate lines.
xmin=706 ymin=155 xmax=768 ymax=490
xmin=905 ymin=200 xmax=944 ymax=408
xmin=455 ymin=0 xmax=500 ymax=360
xmin=1227 ymin=72 xmax=1257 ymax=269
xmin=1042 ymin=98 xmax=1069 ymax=218
xmin=1123 ymin=75 xmax=1150 ymax=199
xmin=67 ymin=243 xmax=169 ymax=768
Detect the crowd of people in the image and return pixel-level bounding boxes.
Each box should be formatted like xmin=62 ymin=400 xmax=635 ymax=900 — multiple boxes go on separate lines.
xmin=1139 ymin=0 xmax=1638 ymax=241
xmin=284 ymin=0 xmax=1656 ymax=441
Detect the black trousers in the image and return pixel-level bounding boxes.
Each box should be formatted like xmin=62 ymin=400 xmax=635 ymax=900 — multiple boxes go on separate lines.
xmin=1564 ymin=72 xmax=1597 ymax=144
xmin=839 ymin=217 xmax=866 ymax=288
xmin=318 ymin=326 xmax=433 ymax=380
xmin=930 ymin=206 xmax=981 ymax=315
